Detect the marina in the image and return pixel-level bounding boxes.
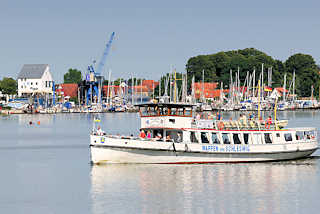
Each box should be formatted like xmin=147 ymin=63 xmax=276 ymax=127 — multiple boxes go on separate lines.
xmin=1 ymin=0 xmax=320 ymax=213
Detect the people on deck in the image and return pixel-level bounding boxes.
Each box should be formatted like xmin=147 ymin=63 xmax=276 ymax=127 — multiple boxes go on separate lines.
xmin=139 ymin=130 xmax=146 ymax=139
xmin=216 ymin=112 xmax=221 ymax=120
xmin=265 ymin=116 xmax=272 ymax=129
xmin=196 ymin=113 xmax=201 ymax=120
xmin=156 ymin=133 xmax=162 ymax=141
xmin=176 ymin=133 xmax=182 ymax=143
xmin=96 ymin=126 xmax=104 ymax=136
xmin=249 ymin=113 xmax=254 ymax=120
xmin=147 ymin=130 xmax=151 ymax=139
xmin=166 ymin=135 xmax=172 ymax=142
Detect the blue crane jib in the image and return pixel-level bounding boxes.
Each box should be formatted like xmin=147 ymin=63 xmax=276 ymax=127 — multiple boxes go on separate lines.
xmin=95 ymin=32 xmax=115 ymax=75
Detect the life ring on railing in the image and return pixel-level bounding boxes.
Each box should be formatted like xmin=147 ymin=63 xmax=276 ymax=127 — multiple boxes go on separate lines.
xmin=218 ymin=121 xmax=224 ymax=130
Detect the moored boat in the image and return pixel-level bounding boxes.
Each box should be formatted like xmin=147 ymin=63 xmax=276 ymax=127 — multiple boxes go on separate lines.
xmin=90 ymin=103 xmax=318 ymax=164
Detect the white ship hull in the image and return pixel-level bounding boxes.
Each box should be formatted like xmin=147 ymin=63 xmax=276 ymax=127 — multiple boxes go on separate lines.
xmin=90 ymin=135 xmax=318 ymax=164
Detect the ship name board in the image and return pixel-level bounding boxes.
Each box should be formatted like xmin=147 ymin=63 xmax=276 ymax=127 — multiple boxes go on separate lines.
xmin=202 ymin=145 xmax=250 ymax=152
xmin=145 ymin=118 xmax=164 ymax=127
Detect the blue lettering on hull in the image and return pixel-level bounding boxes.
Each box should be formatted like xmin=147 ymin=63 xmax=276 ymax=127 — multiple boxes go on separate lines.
xmin=202 ymin=145 xmax=250 ymax=152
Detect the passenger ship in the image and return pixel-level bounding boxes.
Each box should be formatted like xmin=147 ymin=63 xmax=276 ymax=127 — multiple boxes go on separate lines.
xmin=90 ymin=103 xmax=318 ymax=164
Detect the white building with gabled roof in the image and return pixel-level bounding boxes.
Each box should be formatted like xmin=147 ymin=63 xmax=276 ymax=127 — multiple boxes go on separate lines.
xmin=17 ymin=64 xmax=54 ymax=97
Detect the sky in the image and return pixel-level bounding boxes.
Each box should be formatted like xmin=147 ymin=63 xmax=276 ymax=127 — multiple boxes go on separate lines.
xmin=0 ymin=0 xmax=319 ymax=83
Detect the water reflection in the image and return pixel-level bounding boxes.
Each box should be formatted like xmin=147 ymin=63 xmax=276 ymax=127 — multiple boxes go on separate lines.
xmin=90 ymin=157 xmax=319 ymax=214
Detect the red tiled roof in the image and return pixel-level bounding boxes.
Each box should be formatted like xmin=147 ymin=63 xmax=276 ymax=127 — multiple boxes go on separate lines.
xmin=58 ymin=83 xmax=78 ymax=97
xmin=275 ymin=87 xmax=288 ymax=93
xmin=142 ymin=80 xmax=159 ymax=90
xmin=193 ymin=82 xmax=218 ymax=98
xmin=103 ymin=85 xmax=150 ymax=96
xmin=131 ymin=85 xmax=149 ymax=93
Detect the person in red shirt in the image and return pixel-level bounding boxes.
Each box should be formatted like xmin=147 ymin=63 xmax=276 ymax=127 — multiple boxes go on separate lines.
xmin=139 ymin=130 xmax=146 ymax=139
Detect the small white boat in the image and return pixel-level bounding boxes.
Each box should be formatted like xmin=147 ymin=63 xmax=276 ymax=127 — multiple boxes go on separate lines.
xmin=90 ymin=103 xmax=318 ymax=164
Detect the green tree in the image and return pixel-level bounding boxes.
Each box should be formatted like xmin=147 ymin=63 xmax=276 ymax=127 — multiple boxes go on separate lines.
xmin=186 ymin=48 xmax=279 ymax=88
xmin=64 ymin=68 xmax=82 ymax=84
xmin=0 ymin=77 xmax=17 ymax=94
xmin=284 ymin=54 xmax=319 ymax=97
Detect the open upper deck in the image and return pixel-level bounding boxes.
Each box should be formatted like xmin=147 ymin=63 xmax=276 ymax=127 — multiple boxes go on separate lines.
xmin=136 ymin=103 xmax=195 ymax=129
xmin=136 ymin=103 xmax=194 ymax=118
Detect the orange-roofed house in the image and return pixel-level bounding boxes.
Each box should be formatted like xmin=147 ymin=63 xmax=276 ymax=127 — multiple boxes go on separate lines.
xmin=58 ymin=83 xmax=78 ymax=98
xmin=131 ymin=85 xmax=150 ymax=97
xmin=275 ymin=87 xmax=289 ymax=94
xmin=193 ymin=82 xmax=218 ymax=99
xmin=103 ymin=85 xmax=123 ymax=97
xmin=142 ymin=80 xmax=159 ymax=91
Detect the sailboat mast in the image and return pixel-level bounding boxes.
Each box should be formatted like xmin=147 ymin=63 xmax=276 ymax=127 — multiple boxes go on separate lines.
xmin=283 ymin=73 xmax=287 ymax=102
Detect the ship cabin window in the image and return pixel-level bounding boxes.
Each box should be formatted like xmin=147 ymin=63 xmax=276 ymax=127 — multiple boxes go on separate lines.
xmin=284 ymin=133 xmax=292 ymax=142
xmin=222 ymin=133 xmax=230 ymax=144
xmin=159 ymin=107 xmax=168 ymax=116
xmin=190 ymin=131 xmax=198 ymax=143
xmin=178 ymin=108 xmax=184 ymax=116
xmin=304 ymin=131 xmax=315 ymax=140
xmin=243 ymin=133 xmax=249 ymax=144
xmin=170 ymin=108 xmax=177 ymax=115
xmin=264 ymin=133 xmax=272 ymax=144
xmin=185 ymin=108 xmax=192 ymax=116
xmin=211 ymin=133 xmax=220 ymax=144
xmin=166 ymin=130 xmax=183 ymax=143
xmin=252 ymin=133 xmax=263 ymax=144
xmin=201 ymin=132 xmax=209 ymax=144
xmin=153 ymin=129 xmax=164 ymax=141
xmin=233 ymin=133 xmax=241 ymax=144
xmin=140 ymin=107 xmax=159 ymax=117
xmin=296 ymin=131 xmax=304 ymax=140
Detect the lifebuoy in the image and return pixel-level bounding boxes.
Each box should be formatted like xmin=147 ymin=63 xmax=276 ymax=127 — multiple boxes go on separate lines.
xmin=218 ymin=121 xmax=224 ymax=130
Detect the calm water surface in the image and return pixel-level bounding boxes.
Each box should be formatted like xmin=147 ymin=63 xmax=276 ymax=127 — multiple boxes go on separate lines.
xmin=0 ymin=111 xmax=319 ymax=214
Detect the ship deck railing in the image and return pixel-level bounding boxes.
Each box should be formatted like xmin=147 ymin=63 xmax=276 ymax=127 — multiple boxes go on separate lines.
xmin=192 ymin=119 xmax=289 ymax=131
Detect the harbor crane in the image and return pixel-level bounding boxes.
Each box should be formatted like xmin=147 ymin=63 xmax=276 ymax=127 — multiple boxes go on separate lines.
xmin=86 ymin=32 xmax=115 ymax=105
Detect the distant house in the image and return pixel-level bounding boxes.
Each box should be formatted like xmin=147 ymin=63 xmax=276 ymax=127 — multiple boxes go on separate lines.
xmin=56 ymin=83 xmax=78 ymax=98
xmin=193 ymin=82 xmax=218 ymax=99
xmin=17 ymin=64 xmax=54 ymax=97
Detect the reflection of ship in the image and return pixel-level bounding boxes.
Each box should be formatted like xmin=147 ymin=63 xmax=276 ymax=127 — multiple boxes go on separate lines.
xmin=90 ymin=158 xmax=318 ymax=213
xmin=90 ymin=103 xmax=318 ymax=164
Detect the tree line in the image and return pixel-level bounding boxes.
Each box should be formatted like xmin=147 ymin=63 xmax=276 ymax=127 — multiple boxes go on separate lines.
xmin=185 ymin=48 xmax=320 ymax=97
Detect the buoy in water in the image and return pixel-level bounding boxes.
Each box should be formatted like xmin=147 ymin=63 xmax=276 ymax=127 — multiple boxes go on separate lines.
xmin=37 ymin=121 xmax=40 ymax=125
